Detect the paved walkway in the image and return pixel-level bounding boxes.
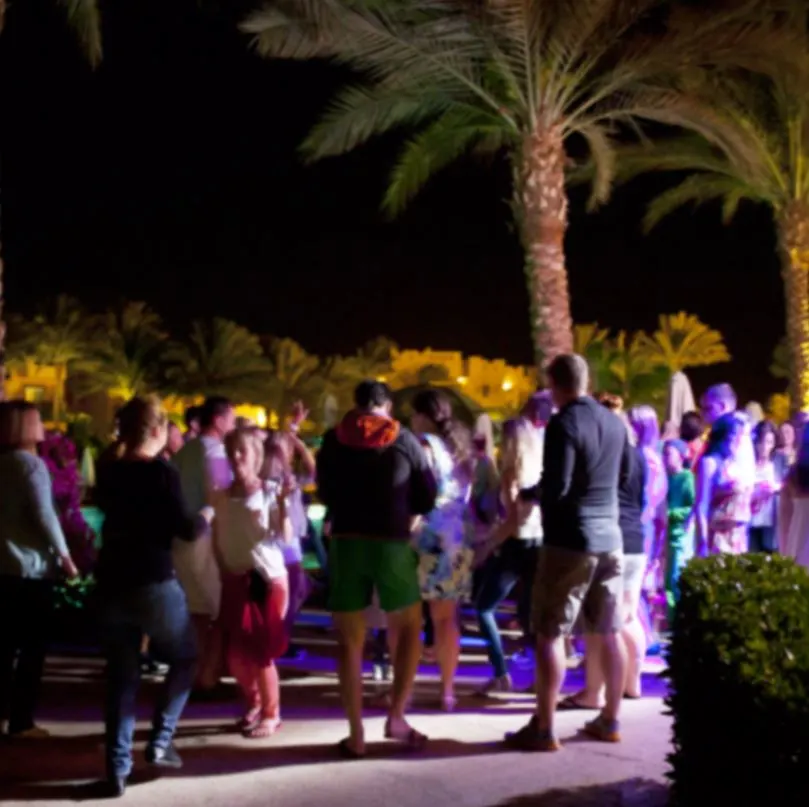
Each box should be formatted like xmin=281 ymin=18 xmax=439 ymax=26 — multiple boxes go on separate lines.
xmin=0 ymin=612 xmax=672 ymax=807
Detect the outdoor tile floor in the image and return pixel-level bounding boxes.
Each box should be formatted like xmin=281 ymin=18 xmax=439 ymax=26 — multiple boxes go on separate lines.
xmin=0 ymin=609 xmax=672 ymax=806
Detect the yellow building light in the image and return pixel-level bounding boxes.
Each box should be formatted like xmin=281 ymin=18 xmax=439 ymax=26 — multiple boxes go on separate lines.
xmin=502 ymin=379 xmax=514 ymax=392
xmin=377 ymin=375 xmax=388 ymax=383
xmin=457 ymin=376 xmax=468 ymax=386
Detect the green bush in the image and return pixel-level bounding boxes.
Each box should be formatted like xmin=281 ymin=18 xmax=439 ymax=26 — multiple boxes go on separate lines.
xmin=666 ymin=553 xmax=809 ymax=806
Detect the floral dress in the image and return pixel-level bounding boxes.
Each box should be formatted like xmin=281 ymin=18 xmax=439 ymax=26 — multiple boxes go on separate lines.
xmin=709 ymin=461 xmax=753 ymax=555
xmin=415 ymin=434 xmax=475 ymax=601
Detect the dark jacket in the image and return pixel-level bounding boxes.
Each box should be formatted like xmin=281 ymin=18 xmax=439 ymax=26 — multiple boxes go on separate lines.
xmin=540 ymin=396 xmax=630 ymax=554
xmin=317 ymin=410 xmax=437 ymax=540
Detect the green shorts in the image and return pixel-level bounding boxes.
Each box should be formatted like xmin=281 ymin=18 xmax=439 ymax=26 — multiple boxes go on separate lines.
xmin=328 ymin=537 xmax=421 ymax=614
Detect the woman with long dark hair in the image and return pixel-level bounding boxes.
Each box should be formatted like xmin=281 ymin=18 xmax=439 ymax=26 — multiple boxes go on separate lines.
xmin=694 ymin=412 xmax=753 ymax=555
xmin=749 ymin=420 xmax=786 ymax=553
xmin=410 ymin=389 xmax=475 ymax=711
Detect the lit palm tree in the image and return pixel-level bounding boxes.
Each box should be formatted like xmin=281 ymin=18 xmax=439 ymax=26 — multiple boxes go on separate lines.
xmin=353 ymin=336 xmax=397 ymax=381
xmin=5 ymin=295 xmax=94 ymax=422
xmin=82 ymin=302 xmax=167 ymax=400
xmin=0 ymin=0 xmax=102 ymax=399
xmin=166 ymin=318 xmax=273 ymax=403
xmin=634 ymin=312 xmax=731 ymax=374
xmin=242 ymin=0 xmax=785 ymax=368
xmin=263 ymin=336 xmax=321 ymax=415
xmin=575 ymin=324 xmax=667 ymax=406
xmin=610 ymin=58 xmax=809 ymax=408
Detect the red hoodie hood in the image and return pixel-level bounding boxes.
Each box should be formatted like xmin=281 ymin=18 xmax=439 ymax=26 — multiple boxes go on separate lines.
xmin=336 ymin=410 xmax=401 ymax=449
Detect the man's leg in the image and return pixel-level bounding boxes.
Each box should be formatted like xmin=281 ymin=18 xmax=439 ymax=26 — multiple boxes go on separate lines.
xmin=328 ymin=537 xmax=374 ymax=754
xmin=582 ymin=552 xmax=626 ymax=741
xmin=385 ymin=602 xmax=422 ymax=736
xmin=374 ymin=541 xmax=425 ymax=745
xmin=507 ymin=547 xmax=594 ymax=751
xmin=333 ymin=611 xmax=367 ymax=752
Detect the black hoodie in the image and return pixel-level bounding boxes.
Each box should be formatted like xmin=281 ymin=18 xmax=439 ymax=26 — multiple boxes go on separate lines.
xmin=316 ymin=410 xmax=437 ymax=540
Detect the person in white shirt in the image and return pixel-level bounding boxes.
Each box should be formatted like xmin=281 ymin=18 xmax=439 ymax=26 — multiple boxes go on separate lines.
xmin=475 ymin=391 xmax=553 ymax=694
xmin=173 ymin=396 xmax=235 ymax=693
xmin=215 ymin=427 xmax=292 ymax=739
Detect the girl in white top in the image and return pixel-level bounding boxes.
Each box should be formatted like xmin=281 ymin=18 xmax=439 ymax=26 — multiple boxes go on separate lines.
xmin=215 ymin=428 xmax=292 ymax=739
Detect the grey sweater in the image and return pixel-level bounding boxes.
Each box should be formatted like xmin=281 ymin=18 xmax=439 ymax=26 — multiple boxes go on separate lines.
xmin=0 ymin=451 xmax=69 ymax=579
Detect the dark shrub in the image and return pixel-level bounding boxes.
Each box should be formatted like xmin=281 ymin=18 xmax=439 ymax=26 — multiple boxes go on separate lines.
xmin=666 ymin=553 xmax=809 ymax=806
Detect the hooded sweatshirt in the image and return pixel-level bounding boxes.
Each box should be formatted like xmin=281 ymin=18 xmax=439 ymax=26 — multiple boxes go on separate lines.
xmin=316 ymin=410 xmax=437 ymax=540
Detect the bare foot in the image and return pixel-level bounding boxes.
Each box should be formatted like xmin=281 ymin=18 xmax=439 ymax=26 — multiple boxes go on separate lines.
xmin=243 ymin=718 xmax=282 ymax=739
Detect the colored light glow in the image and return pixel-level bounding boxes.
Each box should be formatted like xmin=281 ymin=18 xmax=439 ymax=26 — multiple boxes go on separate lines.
xmin=457 ymin=376 xmax=468 ymax=385
xmin=502 ymin=379 xmax=514 ymax=391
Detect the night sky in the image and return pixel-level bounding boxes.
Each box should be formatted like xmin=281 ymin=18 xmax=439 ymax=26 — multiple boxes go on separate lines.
xmin=1 ymin=0 xmax=785 ymax=404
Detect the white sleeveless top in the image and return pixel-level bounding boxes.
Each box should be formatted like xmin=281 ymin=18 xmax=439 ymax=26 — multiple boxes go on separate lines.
xmin=214 ymin=482 xmax=288 ymax=581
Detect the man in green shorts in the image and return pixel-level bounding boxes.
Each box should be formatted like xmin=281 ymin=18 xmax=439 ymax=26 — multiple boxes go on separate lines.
xmin=317 ymin=381 xmax=437 ymax=758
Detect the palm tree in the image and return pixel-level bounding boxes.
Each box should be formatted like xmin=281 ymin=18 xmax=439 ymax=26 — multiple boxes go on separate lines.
xmin=5 ymin=295 xmax=94 ymax=421
xmin=609 ymin=52 xmax=809 ymax=408
xmin=575 ymin=324 xmax=668 ymax=407
xmin=353 ymin=336 xmax=397 ymax=381
xmin=771 ymin=336 xmax=790 ymax=381
xmin=263 ymin=336 xmax=321 ymax=415
xmin=82 ymin=302 xmax=167 ymax=400
xmin=0 ymin=1 xmax=102 ymax=400
xmin=166 ymin=318 xmax=273 ymax=404
xmin=634 ymin=312 xmax=731 ymax=373
xmin=243 ymin=0 xmax=785 ymax=368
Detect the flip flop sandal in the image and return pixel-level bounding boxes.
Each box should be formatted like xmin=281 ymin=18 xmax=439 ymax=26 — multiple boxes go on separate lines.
xmin=557 ymin=694 xmax=599 ymax=711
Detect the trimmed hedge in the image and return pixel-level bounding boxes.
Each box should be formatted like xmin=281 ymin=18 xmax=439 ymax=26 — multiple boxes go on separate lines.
xmin=666 ymin=553 xmax=809 ymax=806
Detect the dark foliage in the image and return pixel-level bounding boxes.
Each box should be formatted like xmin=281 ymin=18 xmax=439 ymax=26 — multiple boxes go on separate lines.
xmin=666 ymin=553 xmax=809 ymax=807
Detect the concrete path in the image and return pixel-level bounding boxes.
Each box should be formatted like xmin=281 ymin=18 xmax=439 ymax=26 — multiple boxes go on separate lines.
xmin=0 ymin=613 xmax=672 ymax=807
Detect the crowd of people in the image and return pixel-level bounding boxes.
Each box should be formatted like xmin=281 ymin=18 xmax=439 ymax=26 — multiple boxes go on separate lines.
xmin=2 ymin=353 xmax=809 ymax=796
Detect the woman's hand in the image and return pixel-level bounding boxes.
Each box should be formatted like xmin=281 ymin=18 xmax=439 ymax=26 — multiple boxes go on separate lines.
xmin=61 ymin=554 xmax=80 ymax=580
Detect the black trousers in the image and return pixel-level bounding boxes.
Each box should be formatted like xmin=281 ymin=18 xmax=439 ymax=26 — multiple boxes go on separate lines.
xmin=0 ymin=576 xmax=55 ymax=734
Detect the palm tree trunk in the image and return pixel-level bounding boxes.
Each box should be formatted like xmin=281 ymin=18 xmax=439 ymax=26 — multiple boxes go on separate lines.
xmin=778 ymin=201 xmax=809 ymax=414
xmin=518 ymin=124 xmax=574 ymax=370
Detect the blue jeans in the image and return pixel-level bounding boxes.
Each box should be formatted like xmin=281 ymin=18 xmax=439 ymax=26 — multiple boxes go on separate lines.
xmin=101 ymin=579 xmax=197 ymax=778
xmin=475 ymin=539 xmax=540 ymax=678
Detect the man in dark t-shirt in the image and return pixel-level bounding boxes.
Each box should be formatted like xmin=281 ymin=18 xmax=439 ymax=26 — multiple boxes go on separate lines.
xmin=507 ymin=354 xmax=629 ymax=753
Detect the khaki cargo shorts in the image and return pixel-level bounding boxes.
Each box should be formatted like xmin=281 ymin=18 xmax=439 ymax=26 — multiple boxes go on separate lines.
xmin=532 ymin=545 xmax=624 ymax=638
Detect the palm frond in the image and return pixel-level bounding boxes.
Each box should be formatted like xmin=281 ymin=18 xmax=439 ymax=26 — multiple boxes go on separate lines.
xmin=383 ymin=106 xmax=512 ymax=216
xmin=57 ymin=0 xmax=102 ymax=66
xmin=577 ymin=123 xmax=617 ymax=210
xmin=302 ymin=84 xmax=451 ymax=160
xmin=644 ymin=173 xmax=762 ymax=231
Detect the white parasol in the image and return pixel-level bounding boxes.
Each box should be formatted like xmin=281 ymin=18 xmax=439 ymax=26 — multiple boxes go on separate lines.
xmin=665 ymin=371 xmax=696 ymax=429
